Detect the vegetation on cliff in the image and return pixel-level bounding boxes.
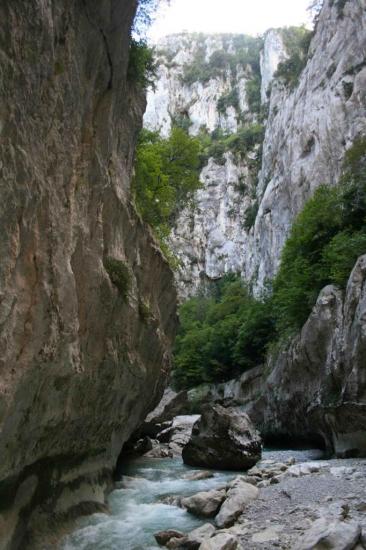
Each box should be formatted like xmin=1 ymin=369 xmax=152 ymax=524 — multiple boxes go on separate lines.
xmin=173 ymin=137 xmax=366 ymax=389
xmin=132 ymin=128 xmax=201 ymax=260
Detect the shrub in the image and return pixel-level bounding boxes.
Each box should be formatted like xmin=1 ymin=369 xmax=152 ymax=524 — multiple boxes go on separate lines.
xmin=217 ymin=89 xmax=240 ymax=114
xmin=132 ymin=127 xmax=201 ymax=264
xmin=104 ymin=257 xmax=131 ymax=300
xmin=272 ymin=137 xmax=366 ymax=332
xmin=243 ymin=201 xmax=259 ymax=230
xmin=127 ymin=39 xmax=156 ymax=89
xmin=274 ymin=27 xmax=313 ymax=88
xmin=173 ymin=277 xmax=274 ymax=389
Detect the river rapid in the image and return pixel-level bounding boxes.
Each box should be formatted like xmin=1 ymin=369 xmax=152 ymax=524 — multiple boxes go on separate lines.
xmin=61 ymin=449 xmax=323 ymax=550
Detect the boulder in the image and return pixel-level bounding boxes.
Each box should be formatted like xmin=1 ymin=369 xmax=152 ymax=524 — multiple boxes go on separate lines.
xmin=295 ymin=518 xmax=361 ymax=550
xmin=165 ymin=525 xmax=216 ymax=550
xmin=181 ymin=489 xmax=226 ymax=518
xmin=182 ymin=405 xmax=262 ymax=470
xmin=154 ymin=530 xmax=186 ymax=546
xmin=215 ymin=478 xmax=259 ymax=528
xmin=199 ymin=532 xmax=239 ymax=550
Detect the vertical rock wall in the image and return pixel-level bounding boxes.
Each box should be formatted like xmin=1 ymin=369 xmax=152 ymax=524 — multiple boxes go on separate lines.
xmin=0 ymin=1 xmax=177 ymax=547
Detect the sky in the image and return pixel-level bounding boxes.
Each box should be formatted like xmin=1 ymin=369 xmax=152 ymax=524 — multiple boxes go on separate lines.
xmin=148 ymin=0 xmax=313 ymax=42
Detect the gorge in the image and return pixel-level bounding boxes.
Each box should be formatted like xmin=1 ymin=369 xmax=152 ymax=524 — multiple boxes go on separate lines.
xmin=0 ymin=0 xmax=365 ymax=548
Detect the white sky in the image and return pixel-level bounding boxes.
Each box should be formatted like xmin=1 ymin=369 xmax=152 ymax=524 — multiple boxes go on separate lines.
xmin=148 ymin=0 xmax=313 ymax=42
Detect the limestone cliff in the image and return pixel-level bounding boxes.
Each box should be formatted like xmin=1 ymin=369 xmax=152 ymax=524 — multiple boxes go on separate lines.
xmin=145 ymin=33 xmax=264 ymax=296
xmin=0 ymin=1 xmax=177 ymax=547
xmin=146 ymin=0 xmax=366 ymax=294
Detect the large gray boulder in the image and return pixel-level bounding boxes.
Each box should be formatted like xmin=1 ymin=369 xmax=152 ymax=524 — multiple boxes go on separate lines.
xmin=295 ymin=518 xmax=361 ymax=550
xmin=215 ymin=478 xmax=259 ymax=528
xmin=181 ymin=489 xmax=226 ymax=518
xmin=182 ymin=405 xmax=262 ymax=470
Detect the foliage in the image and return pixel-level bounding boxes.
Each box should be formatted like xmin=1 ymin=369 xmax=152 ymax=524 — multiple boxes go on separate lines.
xmin=198 ymin=124 xmax=265 ymax=165
xmin=127 ymin=39 xmax=156 ymax=89
xmin=243 ymin=201 xmax=259 ymax=230
xmin=132 ymin=127 xmax=201 ymax=260
xmin=272 ymin=137 xmax=366 ymax=332
xmin=217 ymin=89 xmax=240 ymax=114
xmin=173 ymin=276 xmax=274 ymax=389
xmin=245 ymin=75 xmax=261 ymax=113
xmin=104 ymin=258 xmax=131 ymax=300
xmin=274 ymin=26 xmax=313 ymax=88
xmin=172 ymin=137 xmax=366 ymax=389
xmin=181 ymin=34 xmax=263 ymax=86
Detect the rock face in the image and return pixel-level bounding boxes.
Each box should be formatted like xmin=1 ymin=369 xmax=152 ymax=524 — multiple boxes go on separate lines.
xmin=184 ymin=255 xmax=366 ymax=456
xmin=250 ymin=0 xmax=366 ymax=290
xmin=246 ymin=254 xmax=366 ymax=456
xmin=146 ymin=1 xmax=366 ymax=295
xmin=144 ymin=33 xmax=263 ymax=297
xmin=182 ymin=405 xmax=262 ymax=470
xmin=0 ymin=1 xmax=177 ymax=547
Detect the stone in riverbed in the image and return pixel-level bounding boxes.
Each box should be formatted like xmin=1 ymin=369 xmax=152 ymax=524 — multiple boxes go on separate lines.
xmin=182 ymin=405 xmax=262 ymax=470
xmin=295 ymin=518 xmax=361 ymax=550
xmin=199 ymin=532 xmax=239 ymax=550
xmin=215 ymin=478 xmax=259 ymax=528
xmin=154 ymin=530 xmax=185 ymax=545
xmin=181 ymin=489 xmax=226 ymax=518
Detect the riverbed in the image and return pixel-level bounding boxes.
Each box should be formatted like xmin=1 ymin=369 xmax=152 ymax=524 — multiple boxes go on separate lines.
xmin=61 ymin=449 xmax=324 ymax=549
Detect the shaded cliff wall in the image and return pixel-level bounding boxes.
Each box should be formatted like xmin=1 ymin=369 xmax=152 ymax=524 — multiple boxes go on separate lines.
xmin=0 ymin=1 xmax=177 ymax=547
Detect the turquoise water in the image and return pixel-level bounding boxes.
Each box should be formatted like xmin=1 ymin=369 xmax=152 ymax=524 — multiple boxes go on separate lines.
xmin=61 ymin=458 xmax=235 ymax=550
xmin=61 ymin=449 xmax=323 ymax=550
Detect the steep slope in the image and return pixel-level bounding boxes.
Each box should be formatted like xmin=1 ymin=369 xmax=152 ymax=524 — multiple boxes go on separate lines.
xmin=249 ymin=0 xmax=366 ymax=288
xmin=0 ymin=1 xmax=177 ymax=547
xmin=146 ymin=0 xmax=366 ymax=294
xmin=145 ymin=33 xmax=265 ymax=296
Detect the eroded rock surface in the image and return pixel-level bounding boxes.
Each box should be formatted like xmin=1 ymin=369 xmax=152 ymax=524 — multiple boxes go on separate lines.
xmin=0 ymin=1 xmax=177 ymax=547
xmin=182 ymin=405 xmax=262 ymax=470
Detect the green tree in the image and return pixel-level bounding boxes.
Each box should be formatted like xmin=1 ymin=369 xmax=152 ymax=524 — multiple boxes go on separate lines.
xmin=132 ymin=127 xmax=201 ymax=257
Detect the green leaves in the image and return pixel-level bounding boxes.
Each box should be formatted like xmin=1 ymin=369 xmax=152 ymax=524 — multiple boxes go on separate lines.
xmin=272 ymin=138 xmax=366 ymax=332
xmin=132 ymin=127 xmax=201 ymax=263
xmin=173 ymin=277 xmax=274 ymax=389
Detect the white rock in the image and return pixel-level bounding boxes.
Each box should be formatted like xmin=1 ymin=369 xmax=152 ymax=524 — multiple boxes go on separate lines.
xmin=215 ymin=480 xmax=259 ymax=528
xmin=295 ymin=518 xmax=361 ymax=550
xmin=199 ymin=532 xmax=239 ymax=550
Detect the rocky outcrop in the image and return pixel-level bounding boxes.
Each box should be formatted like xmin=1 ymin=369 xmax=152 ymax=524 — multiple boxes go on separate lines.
xmin=183 ymin=255 xmax=366 ymax=456
xmin=182 ymin=405 xmax=262 ymax=470
xmin=249 ymin=0 xmax=366 ymax=289
xmin=246 ymin=254 xmax=366 ymax=456
xmin=0 ymin=1 xmax=177 ymax=547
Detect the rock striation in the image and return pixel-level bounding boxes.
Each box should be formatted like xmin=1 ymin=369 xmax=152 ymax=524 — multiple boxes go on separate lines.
xmin=0 ymin=1 xmax=177 ymax=547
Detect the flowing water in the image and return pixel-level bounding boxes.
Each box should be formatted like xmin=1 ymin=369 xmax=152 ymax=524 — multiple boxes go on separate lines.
xmin=61 ymin=449 xmax=323 ymax=550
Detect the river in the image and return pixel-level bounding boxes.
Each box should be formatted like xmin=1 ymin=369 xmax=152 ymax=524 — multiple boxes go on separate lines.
xmin=61 ymin=449 xmax=323 ymax=550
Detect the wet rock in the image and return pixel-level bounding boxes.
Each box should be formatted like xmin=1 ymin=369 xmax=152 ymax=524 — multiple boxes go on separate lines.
xmin=199 ymin=532 xmax=239 ymax=550
xmin=215 ymin=479 xmax=259 ymax=528
xmin=181 ymin=489 xmax=226 ymax=518
xmin=184 ymin=524 xmax=217 ymax=548
xmin=295 ymin=518 xmax=361 ymax=550
xmin=144 ymin=446 xmax=173 ymax=459
xmin=182 ymin=405 xmax=262 ymax=470
xmin=183 ymin=471 xmax=215 ymax=481
xmin=155 ymin=530 xmax=186 ymax=546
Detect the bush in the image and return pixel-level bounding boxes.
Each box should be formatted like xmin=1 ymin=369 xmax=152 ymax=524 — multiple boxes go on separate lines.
xmin=104 ymin=257 xmax=131 ymax=300
xmin=173 ymin=277 xmax=274 ymax=389
xmin=272 ymin=137 xmax=366 ymax=332
xmin=132 ymin=127 xmax=201 ymax=262
xmin=274 ymin=27 xmax=313 ymax=88
xmin=217 ymin=89 xmax=240 ymax=114
xmin=127 ymin=39 xmax=156 ymax=89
